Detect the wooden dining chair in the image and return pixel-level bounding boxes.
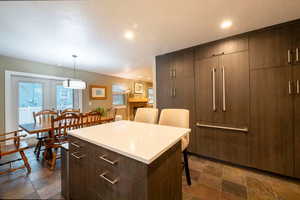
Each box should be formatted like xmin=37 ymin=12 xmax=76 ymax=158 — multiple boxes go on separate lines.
xmin=0 ymin=130 xmax=31 ymax=175
xmin=60 ymin=108 xmax=81 ymax=115
xmin=158 ymin=109 xmax=192 ymax=186
xmin=44 ymin=113 xmax=81 ymax=170
xmin=81 ymin=111 xmax=102 ymax=127
xmin=33 ymin=110 xmax=58 ymax=160
xmin=134 ymin=108 xmax=159 ymax=124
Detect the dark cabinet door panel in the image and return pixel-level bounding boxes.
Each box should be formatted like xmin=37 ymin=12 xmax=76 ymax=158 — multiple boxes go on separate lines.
xmin=156 ymin=55 xmax=173 ymax=109
xmin=249 ymin=27 xmax=291 ymax=69
xmin=220 ymin=51 xmax=249 ymax=128
xmin=194 ymin=127 xmax=220 ymax=158
xmin=294 ymin=66 xmax=300 ymax=178
xmin=292 ymin=21 xmax=300 ymax=65
xmin=194 ymin=127 xmax=248 ymax=165
xmin=219 ymin=36 xmax=248 ymax=55
xmin=195 ymin=35 xmax=248 ymax=61
xmin=195 ymin=41 xmax=220 ymax=60
xmin=249 ymin=67 xmax=294 ymax=176
xmin=195 ymin=57 xmax=222 ymax=123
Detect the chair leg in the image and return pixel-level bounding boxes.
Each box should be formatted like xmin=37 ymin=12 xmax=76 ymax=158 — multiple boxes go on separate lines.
xmin=183 ymin=149 xmax=191 ymax=186
xmin=50 ymin=149 xmax=57 ymax=171
xmin=19 ymin=150 xmax=31 ymax=174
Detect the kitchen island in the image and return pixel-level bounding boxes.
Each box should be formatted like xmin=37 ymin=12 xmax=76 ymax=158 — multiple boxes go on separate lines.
xmin=66 ymin=120 xmax=190 ymax=200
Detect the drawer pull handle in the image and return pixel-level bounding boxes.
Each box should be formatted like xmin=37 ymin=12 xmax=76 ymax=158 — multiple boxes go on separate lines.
xmin=100 ymin=172 xmax=119 ymax=185
xmin=71 ymin=152 xmax=86 ymax=159
xmin=70 ymin=142 xmax=80 ymax=148
xmin=99 ymin=155 xmax=118 ymax=165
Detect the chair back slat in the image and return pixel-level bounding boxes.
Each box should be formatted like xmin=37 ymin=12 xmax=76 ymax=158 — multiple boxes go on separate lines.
xmin=60 ymin=108 xmax=80 ymax=115
xmin=33 ymin=110 xmax=58 ymax=124
xmin=81 ymin=111 xmax=101 ymax=127
xmin=50 ymin=113 xmax=80 ymax=138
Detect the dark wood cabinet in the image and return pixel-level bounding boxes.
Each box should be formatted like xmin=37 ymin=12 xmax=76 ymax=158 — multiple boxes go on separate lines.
xmin=195 ymin=36 xmax=248 ymax=60
xmin=69 ymin=138 xmax=89 ymax=200
xmin=156 ymin=49 xmax=195 ymax=152
xmin=156 ymin=54 xmax=173 ymax=109
xmin=249 ymin=26 xmax=292 ymax=69
xmin=156 ymin=19 xmax=300 ymax=178
xmin=219 ymin=51 xmax=249 ymax=128
xmin=293 ymin=66 xmax=300 ymax=178
xmin=195 ymin=57 xmax=221 ymax=123
xmin=68 ymin=135 xmax=182 ymax=200
xmin=195 ymin=51 xmax=249 ymax=128
xmin=249 ymin=67 xmax=294 ymax=176
xmin=194 ymin=50 xmax=249 ymax=165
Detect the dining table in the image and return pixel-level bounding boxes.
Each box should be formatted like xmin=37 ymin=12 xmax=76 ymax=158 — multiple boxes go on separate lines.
xmin=19 ymin=116 xmax=115 ymax=135
xmin=19 ymin=116 xmax=115 ymax=161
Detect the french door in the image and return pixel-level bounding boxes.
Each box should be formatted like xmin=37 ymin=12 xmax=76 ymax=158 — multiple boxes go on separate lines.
xmin=10 ymin=76 xmax=79 ymax=130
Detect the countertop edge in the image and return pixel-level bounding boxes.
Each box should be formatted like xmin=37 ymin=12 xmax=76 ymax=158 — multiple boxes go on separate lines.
xmin=69 ymin=130 xmax=189 ymax=165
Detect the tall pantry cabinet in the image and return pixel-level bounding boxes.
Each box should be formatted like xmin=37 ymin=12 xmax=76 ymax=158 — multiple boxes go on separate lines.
xmin=156 ymin=19 xmax=300 ymax=178
xmin=156 ymin=49 xmax=196 ymax=149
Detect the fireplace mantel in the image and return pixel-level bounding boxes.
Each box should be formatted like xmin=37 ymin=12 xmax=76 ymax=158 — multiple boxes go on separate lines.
xmin=128 ymin=98 xmax=149 ymax=120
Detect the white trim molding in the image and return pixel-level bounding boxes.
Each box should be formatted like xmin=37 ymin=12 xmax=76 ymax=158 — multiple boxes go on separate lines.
xmin=4 ymin=70 xmax=83 ymax=132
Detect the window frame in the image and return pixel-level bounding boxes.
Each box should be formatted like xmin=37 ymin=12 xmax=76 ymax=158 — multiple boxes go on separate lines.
xmin=112 ymin=84 xmax=127 ymax=107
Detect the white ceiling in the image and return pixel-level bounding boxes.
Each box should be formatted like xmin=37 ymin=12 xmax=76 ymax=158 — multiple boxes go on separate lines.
xmin=1 ymin=0 xmax=300 ymax=81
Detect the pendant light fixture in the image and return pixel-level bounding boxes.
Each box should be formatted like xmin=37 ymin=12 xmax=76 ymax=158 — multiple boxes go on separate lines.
xmin=63 ymin=55 xmax=86 ymax=90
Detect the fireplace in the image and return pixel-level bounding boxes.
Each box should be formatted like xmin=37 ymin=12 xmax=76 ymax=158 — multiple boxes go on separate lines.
xmin=128 ymin=98 xmax=149 ymax=120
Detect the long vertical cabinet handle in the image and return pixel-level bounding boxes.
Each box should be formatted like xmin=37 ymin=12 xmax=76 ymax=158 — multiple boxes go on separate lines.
xmin=288 ymin=81 xmax=293 ymax=95
xmin=297 ymin=80 xmax=300 ymax=95
xmin=222 ymin=67 xmax=226 ymax=112
xmin=212 ymin=68 xmax=216 ymax=112
xmin=288 ymin=50 xmax=291 ymax=64
xmin=296 ymin=48 xmax=299 ymax=62
xmin=170 ymin=88 xmax=173 ymax=97
xmin=173 ymin=88 xmax=176 ymax=97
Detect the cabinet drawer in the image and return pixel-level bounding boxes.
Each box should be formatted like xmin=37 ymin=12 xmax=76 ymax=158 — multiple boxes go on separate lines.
xmin=69 ymin=136 xmax=87 ymax=153
xmin=94 ymin=166 xmax=145 ymax=200
xmin=92 ymin=144 xmax=147 ymax=179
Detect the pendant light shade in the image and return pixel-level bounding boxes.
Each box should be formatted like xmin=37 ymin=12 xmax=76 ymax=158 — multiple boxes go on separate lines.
xmin=63 ymin=79 xmax=86 ymax=89
xmin=63 ymin=55 xmax=86 ymax=90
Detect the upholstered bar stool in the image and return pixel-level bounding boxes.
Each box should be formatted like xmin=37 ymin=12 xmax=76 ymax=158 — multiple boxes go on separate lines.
xmin=158 ymin=109 xmax=192 ymax=185
xmin=134 ymin=108 xmax=159 ymax=124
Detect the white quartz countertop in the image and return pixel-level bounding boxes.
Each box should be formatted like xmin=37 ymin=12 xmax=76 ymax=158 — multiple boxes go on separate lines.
xmin=69 ymin=120 xmax=190 ymax=164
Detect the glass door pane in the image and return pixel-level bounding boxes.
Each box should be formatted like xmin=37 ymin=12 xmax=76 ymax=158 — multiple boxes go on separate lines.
xmin=56 ymin=85 xmax=74 ymax=110
xmin=18 ymin=82 xmax=43 ymax=124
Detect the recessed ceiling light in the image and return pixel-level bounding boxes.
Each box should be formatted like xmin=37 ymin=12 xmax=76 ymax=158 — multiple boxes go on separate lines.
xmin=221 ymin=20 xmax=232 ymax=29
xmin=124 ymin=30 xmax=135 ymax=40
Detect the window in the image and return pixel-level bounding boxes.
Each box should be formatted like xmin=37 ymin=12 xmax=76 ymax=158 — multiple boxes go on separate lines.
xmin=148 ymin=88 xmax=154 ymax=104
xmin=112 ymin=85 xmax=126 ymax=106
xmin=18 ymin=82 xmax=43 ymax=124
xmin=56 ymin=85 xmax=74 ymax=110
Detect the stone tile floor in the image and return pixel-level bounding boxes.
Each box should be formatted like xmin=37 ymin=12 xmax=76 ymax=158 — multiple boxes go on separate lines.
xmin=183 ymin=156 xmax=300 ymax=200
xmin=1 ymin=148 xmax=300 ymax=199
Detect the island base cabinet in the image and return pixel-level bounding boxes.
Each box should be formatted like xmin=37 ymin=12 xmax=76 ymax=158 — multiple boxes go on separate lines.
xmin=68 ymin=135 xmax=182 ymax=200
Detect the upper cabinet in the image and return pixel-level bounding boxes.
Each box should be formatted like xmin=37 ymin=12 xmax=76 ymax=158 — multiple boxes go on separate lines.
xmin=292 ymin=21 xmax=300 ymax=65
xmin=249 ymin=26 xmax=292 ymax=69
xmin=195 ymin=35 xmax=248 ymax=60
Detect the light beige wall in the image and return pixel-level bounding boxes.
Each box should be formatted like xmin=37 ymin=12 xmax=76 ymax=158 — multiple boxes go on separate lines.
xmin=0 ymin=55 xmax=152 ymax=133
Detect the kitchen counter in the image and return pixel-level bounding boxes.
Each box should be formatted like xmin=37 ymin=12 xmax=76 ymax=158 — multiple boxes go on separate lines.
xmin=66 ymin=120 xmax=189 ymax=200
xmin=69 ymin=120 xmax=190 ymax=164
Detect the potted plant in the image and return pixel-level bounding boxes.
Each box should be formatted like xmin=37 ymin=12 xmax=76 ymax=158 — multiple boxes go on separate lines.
xmin=94 ymin=107 xmax=107 ymax=117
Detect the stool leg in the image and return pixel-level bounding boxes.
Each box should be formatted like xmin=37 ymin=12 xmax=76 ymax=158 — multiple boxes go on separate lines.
xmin=183 ymin=150 xmax=192 ymax=186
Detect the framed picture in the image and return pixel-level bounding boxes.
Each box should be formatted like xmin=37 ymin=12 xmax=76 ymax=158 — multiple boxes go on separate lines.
xmin=90 ymin=85 xmax=107 ymax=100
xmin=134 ymin=82 xmax=144 ymax=94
